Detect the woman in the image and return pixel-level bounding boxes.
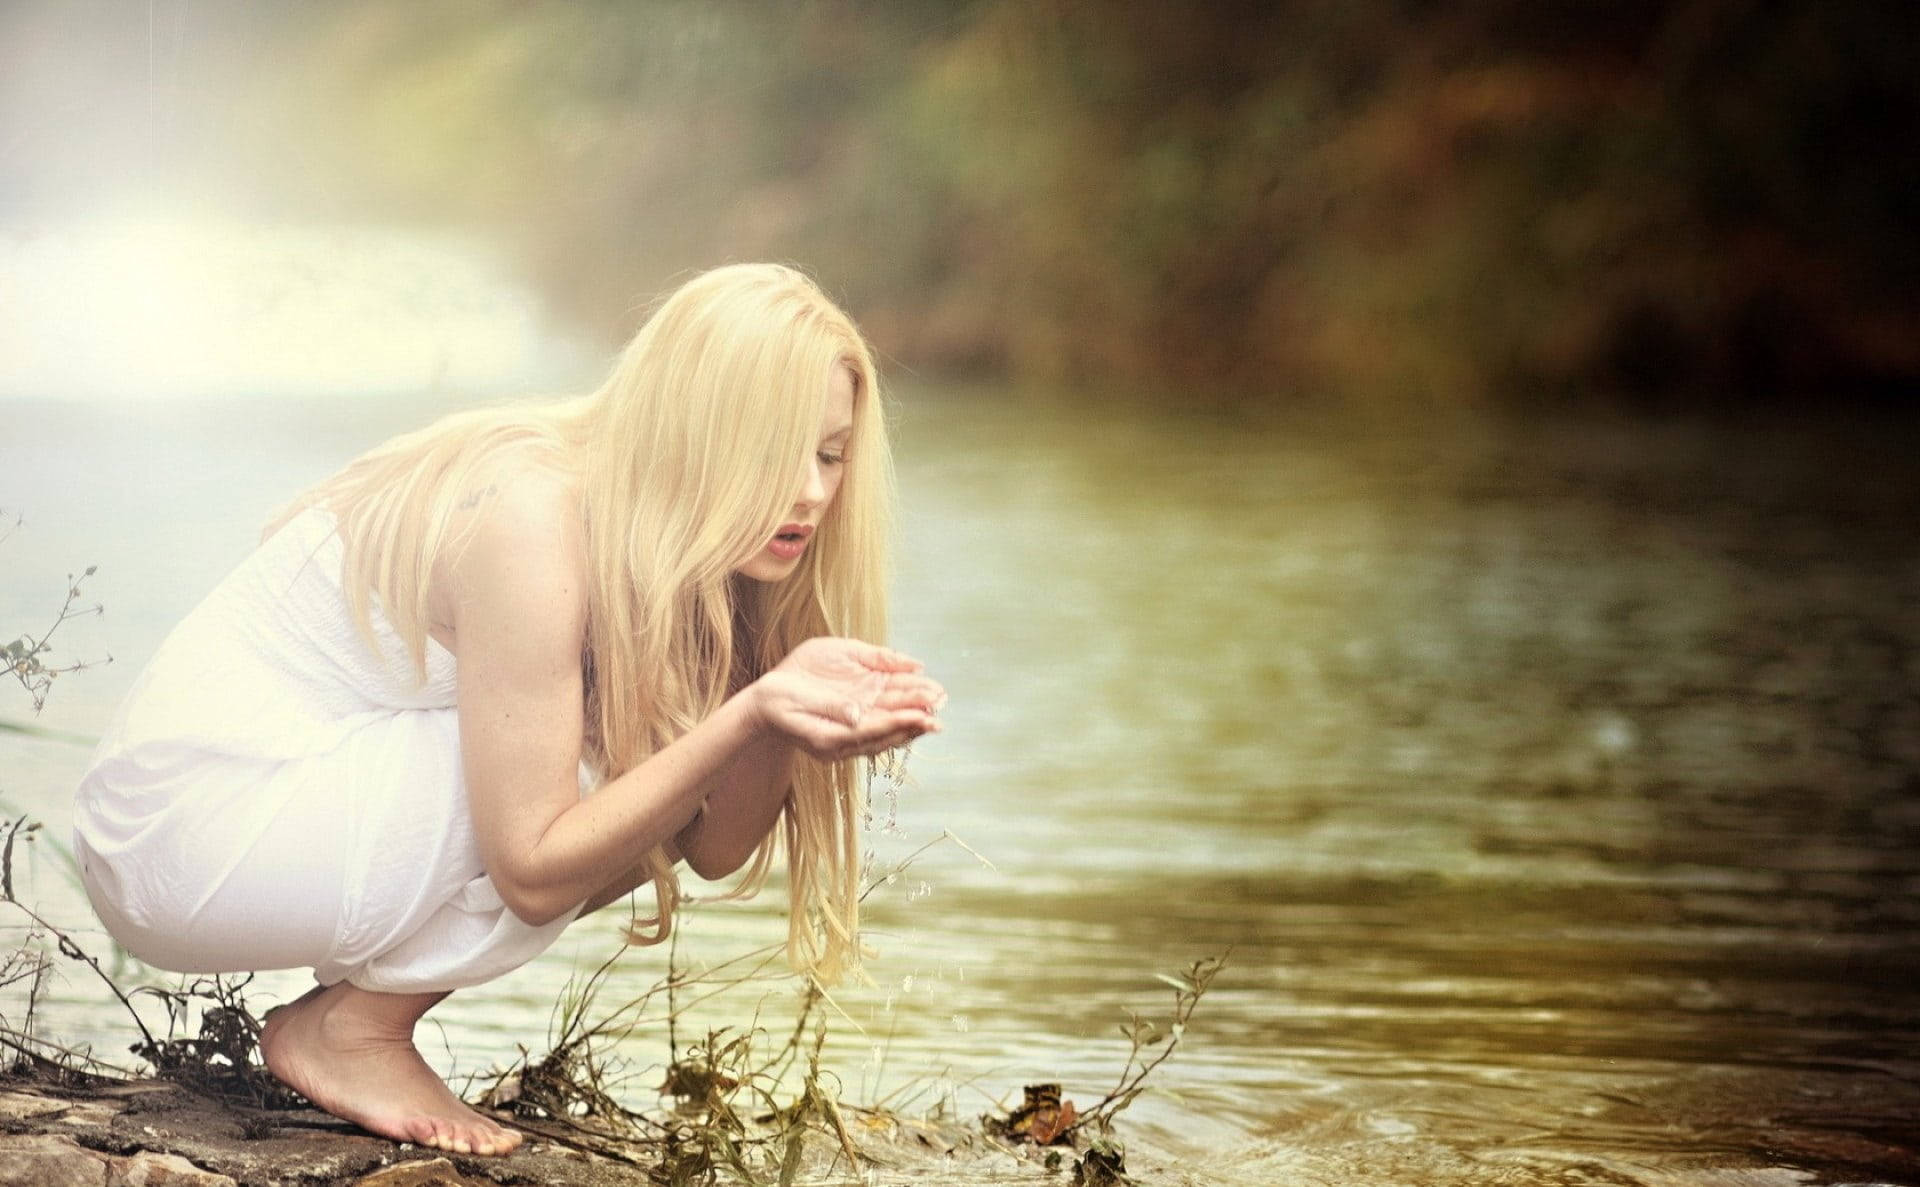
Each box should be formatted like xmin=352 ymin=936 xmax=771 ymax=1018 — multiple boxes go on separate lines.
xmin=73 ymin=263 xmax=944 ymax=1156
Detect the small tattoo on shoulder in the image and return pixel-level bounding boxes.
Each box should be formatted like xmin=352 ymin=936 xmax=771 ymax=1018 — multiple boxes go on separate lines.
xmin=456 ymin=484 xmax=499 ymax=511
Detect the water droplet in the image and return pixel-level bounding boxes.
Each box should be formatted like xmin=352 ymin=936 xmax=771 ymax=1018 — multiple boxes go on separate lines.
xmin=951 ymin=1013 xmax=969 ymax=1033
xmin=901 ymin=974 xmax=915 ymax=993
xmin=1590 ymin=711 xmax=1637 ymax=754
xmin=1366 ymin=1114 xmax=1417 ymax=1137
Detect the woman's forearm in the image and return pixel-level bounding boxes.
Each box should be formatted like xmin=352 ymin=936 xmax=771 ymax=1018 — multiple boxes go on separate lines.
xmin=492 ymin=637 xmax=940 ymax=925
xmin=496 ymin=688 xmax=767 ymax=924
xmin=567 ymin=732 xmax=791 ymax=914
xmin=675 ymin=726 xmax=796 ymax=881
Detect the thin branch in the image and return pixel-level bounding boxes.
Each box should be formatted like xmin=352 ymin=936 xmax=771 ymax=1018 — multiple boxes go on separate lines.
xmin=0 ymin=821 xmax=160 ymax=1055
xmin=1073 ymin=951 xmax=1230 ymax=1134
xmin=5 ymin=564 xmax=110 ymax=713
xmin=858 ymin=828 xmax=994 ymax=905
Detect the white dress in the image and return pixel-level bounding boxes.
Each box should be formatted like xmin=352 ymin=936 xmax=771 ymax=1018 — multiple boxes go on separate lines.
xmin=72 ymin=507 xmax=584 ymax=994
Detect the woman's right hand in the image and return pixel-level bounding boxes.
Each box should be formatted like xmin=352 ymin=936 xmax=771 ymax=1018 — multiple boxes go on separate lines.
xmin=750 ymin=637 xmax=945 ymax=761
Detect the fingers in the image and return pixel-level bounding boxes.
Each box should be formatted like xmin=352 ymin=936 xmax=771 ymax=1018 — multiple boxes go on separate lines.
xmin=769 ymin=672 xmax=870 ymax=729
xmin=870 ymin=675 xmax=946 ymax=714
xmin=802 ymin=707 xmax=938 ymax=762
xmin=759 ymin=644 xmax=943 ymax=759
xmin=787 ymin=674 xmax=941 ymax=725
xmin=787 ymin=636 xmax=926 ymax=674
xmin=837 ymin=705 xmax=938 ymax=742
xmin=864 ymin=721 xmax=932 ymax=754
xmin=857 ymin=643 xmax=925 ymax=674
xmin=849 ymin=707 xmax=940 ymax=750
xmin=779 ymin=701 xmax=914 ymax=755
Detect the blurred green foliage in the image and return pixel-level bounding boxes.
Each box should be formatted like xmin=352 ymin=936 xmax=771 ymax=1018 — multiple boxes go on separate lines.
xmin=3 ymin=0 xmax=1914 ymax=407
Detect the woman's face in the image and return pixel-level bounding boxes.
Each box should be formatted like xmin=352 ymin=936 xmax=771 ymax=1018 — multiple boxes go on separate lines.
xmin=735 ymin=362 xmax=856 ymax=583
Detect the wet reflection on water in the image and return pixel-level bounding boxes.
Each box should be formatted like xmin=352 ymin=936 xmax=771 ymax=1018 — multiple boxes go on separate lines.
xmin=4 ymin=390 xmax=1918 ymax=1183
xmin=874 ymin=394 xmax=1920 ymax=1183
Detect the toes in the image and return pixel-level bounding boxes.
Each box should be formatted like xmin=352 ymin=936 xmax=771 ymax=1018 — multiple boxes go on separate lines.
xmin=464 ymin=1118 xmax=519 ymax=1158
xmin=408 ymin=1106 xmax=523 ymax=1158
xmin=410 ymin=1116 xmax=447 ymax=1150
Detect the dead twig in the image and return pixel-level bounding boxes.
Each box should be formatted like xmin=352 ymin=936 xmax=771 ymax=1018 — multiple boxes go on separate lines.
xmin=0 ymin=815 xmax=159 ymax=1055
xmin=1073 ymin=951 xmax=1230 ymax=1135
xmin=4 ymin=563 xmax=111 ymax=714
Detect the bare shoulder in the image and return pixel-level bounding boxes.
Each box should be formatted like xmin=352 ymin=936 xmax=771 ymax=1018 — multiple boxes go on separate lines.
xmin=449 ymin=461 xmax=583 ymax=552
xmin=439 ymin=462 xmax=587 ymax=651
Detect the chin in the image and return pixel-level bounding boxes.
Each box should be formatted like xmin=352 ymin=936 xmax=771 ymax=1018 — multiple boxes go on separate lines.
xmin=736 ymin=555 xmax=802 ymax=583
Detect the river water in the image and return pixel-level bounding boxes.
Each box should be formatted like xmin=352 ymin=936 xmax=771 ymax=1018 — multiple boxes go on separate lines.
xmin=3 ymin=389 xmax=1917 ymax=1185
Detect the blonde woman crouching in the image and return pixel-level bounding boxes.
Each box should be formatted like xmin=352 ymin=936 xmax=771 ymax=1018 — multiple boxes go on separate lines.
xmin=72 ymin=263 xmax=945 ymax=1156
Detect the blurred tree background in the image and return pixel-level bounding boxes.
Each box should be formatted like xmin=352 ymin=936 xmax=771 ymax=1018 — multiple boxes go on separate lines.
xmin=3 ymin=0 xmax=1915 ymax=411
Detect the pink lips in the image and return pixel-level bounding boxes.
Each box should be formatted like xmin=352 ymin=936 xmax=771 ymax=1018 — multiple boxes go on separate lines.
xmin=766 ymin=522 xmax=814 ymax=561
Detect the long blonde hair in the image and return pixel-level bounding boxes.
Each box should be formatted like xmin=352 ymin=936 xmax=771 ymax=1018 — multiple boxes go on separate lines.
xmin=269 ymin=263 xmax=892 ymax=985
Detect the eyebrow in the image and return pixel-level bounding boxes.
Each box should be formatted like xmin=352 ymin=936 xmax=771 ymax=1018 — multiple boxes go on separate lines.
xmin=823 ymin=422 xmax=854 ymax=439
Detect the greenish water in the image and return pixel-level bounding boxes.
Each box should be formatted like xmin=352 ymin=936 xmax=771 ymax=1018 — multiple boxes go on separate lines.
xmin=3 ymin=389 xmax=1918 ymax=1184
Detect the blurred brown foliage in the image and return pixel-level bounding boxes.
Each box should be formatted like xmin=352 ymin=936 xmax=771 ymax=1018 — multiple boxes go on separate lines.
xmin=3 ymin=0 xmax=1914 ymax=408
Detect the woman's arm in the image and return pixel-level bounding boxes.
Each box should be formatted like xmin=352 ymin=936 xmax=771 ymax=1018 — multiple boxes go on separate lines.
xmin=668 ymin=637 xmax=944 ymax=879
xmin=673 ymin=641 xmax=946 ymax=881
xmin=446 ymin=476 xmax=729 ymax=924
xmin=674 ymin=728 xmax=793 ymax=882
xmin=446 ymin=478 xmax=940 ymax=925
xmin=574 ymin=732 xmax=787 ymax=913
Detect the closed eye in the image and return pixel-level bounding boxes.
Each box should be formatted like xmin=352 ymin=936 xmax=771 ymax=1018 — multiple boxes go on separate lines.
xmin=818 ymin=451 xmax=846 ymax=467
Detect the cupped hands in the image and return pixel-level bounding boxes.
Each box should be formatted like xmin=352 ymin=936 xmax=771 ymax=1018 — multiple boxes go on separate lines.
xmin=751 ymin=637 xmax=945 ymax=761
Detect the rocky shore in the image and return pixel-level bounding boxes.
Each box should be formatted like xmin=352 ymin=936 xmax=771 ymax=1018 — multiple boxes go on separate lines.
xmin=0 ymin=1070 xmax=656 ymax=1186
xmin=0 ymin=1067 xmax=1044 ymax=1187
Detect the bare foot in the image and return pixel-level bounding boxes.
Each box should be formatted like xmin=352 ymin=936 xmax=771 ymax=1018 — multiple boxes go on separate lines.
xmin=260 ymin=981 xmax=522 ymax=1157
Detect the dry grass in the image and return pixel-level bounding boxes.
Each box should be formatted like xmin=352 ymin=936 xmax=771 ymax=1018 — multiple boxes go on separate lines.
xmin=1 ymin=812 xmax=1224 ymax=1185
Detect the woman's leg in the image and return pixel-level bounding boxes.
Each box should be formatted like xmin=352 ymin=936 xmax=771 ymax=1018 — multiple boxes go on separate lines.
xmin=260 ymin=981 xmax=522 ymax=1156
xmin=260 ymin=848 xmax=662 ymax=1153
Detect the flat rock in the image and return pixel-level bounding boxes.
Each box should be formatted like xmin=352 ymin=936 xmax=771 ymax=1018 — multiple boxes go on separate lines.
xmin=353 ymin=1158 xmax=493 ymax=1186
xmin=0 ymin=1132 xmax=109 ymax=1187
xmin=55 ymin=1099 xmax=129 ymax=1130
xmin=0 ymin=1072 xmax=664 ymax=1186
xmin=0 ymin=1087 xmax=74 ymax=1122
xmin=109 ymin=1150 xmax=239 ymax=1186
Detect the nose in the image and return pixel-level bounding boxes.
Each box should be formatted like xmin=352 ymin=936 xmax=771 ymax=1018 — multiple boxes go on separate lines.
xmin=796 ymin=454 xmax=829 ymax=511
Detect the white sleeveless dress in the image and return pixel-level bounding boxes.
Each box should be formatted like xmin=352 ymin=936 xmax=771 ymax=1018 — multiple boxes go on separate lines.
xmin=72 ymin=507 xmax=584 ymax=993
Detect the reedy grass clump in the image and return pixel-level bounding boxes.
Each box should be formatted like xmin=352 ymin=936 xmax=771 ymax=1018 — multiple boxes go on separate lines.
xmin=469 ymin=843 xmax=954 ymax=1184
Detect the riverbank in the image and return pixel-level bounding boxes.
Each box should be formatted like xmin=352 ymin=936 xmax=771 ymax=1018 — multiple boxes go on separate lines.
xmin=0 ymin=1066 xmax=625 ymax=1187
xmin=0 ymin=1062 xmax=1085 ymax=1187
